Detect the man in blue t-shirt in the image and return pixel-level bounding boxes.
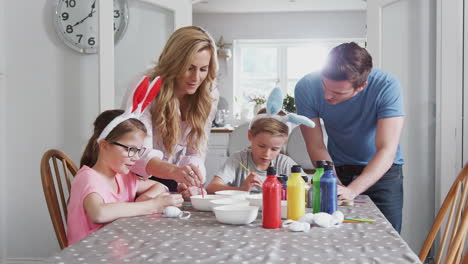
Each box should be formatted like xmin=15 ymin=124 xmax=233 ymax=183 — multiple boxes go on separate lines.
xmin=295 ymin=42 xmax=405 ymax=233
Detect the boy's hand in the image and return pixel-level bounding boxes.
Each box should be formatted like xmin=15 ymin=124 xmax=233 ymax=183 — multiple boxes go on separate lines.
xmin=153 ymin=192 xmax=183 ymax=212
xmin=177 ymin=183 xmax=207 ymax=201
xmin=240 ymin=173 xmax=263 ymax=191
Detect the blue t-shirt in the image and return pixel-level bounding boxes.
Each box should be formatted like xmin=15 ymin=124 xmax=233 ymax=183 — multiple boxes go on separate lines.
xmin=294 ymin=68 xmax=404 ymax=166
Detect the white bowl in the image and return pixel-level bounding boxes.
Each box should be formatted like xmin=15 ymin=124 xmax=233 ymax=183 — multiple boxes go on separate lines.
xmin=190 ymin=195 xmax=227 ymax=211
xmin=246 ymin=194 xmax=263 ymax=210
xmin=213 ymin=205 xmax=259 ymax=225
xmin=214 ymin=190 xmax=250 ymax=200
xmin=210 ymin=198 xmax=249 ymax=209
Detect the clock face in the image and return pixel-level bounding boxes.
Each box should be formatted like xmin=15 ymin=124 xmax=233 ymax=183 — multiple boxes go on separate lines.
xmin=54 ymin=0 xmax=129 ymax=54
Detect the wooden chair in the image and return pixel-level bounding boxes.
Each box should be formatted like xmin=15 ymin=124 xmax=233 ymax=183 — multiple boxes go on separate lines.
xmin=40 ymin=149 xmax=78 ymax=249
xmin=419 ymin=163 xmax=468 ymax=264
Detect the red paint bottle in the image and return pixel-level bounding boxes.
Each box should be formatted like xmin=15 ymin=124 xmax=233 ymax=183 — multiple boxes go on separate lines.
xmin=262 ymin=166 xmax=282 ymax=229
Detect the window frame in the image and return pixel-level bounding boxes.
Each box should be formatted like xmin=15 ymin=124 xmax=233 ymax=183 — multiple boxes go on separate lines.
xmin=232 ymin=38 xmax=366 ymax=116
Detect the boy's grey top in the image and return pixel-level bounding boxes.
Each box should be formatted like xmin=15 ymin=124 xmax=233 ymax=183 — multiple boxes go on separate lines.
xmin=215 ymin=149 xmax=306 ymax=192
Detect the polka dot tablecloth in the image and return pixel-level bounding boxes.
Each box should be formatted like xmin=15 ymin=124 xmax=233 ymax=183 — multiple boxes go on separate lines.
xmin=45 ymin=195 xmax=421 ymax=264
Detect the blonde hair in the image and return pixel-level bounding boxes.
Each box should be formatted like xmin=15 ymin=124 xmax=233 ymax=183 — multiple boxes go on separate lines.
xmin=250 ymin=118 xmax=289 ymax=138
xmin=147 ymin=26 xmax=218 ymax=156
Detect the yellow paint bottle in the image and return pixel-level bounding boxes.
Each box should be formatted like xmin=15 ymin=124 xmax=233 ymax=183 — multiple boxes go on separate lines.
xmin=287 ymin=165 xmax=305 ymax=220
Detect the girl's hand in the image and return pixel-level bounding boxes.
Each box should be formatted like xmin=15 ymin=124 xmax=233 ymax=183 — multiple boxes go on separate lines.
xmin=153 ymin=192 xmax=184 ymax=212
xmin=177 ymin=183 xmax=207 ymax=201
xmin=240 ymin=173 xmax=263 ymax=191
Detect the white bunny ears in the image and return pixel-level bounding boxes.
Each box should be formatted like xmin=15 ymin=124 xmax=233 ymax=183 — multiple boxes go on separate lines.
xmin=97 ymin=76 xmax=162 ymax=142
xmin=249 ymin=87 xmax=315 ymax=129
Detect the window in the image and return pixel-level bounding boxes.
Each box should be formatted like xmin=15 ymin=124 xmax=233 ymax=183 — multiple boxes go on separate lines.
xmin=233 ymin=39 xmax=366 ymax=119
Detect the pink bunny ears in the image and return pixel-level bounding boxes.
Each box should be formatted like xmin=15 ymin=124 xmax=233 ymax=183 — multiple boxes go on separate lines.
xmin=97 ymin=76 xmax=162 ymax=142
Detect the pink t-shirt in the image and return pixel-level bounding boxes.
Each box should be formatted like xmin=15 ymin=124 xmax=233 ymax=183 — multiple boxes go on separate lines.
xmin=66 ymin=166 xmax=139 ymax=245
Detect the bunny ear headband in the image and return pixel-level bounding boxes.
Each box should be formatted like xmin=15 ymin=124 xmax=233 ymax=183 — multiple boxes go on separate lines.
xmin=98 ymin=76 xmax=163 ymax=142
xmin=249 ymin=87 xmax=315 ymax=129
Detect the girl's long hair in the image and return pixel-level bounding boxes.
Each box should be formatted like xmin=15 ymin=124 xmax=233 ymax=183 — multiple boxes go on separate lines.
xmin=147 ymin=26 xmax=218 ymax=156
xmin=80 ymin=110 xmax=147 ymax=168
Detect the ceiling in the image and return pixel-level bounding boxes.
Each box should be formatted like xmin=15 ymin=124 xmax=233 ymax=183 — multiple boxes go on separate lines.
xmin=192 ymin=0 xmax=367 ymax=13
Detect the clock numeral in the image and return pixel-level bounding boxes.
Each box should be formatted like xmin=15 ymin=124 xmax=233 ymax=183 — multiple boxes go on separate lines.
xmin=76 ymin=34 xmax=83 ymax=43
xmin=114 ymin=10 xmax=121 ymax=18
xmin=64 ymin=0 xmax=76 ymax=8
xmin=88 ymin=37 xmax=96 ymax=46
xmin=61 ymin=12 xmax=69 ymax=21
xmin=66 ymin=25 xmax=73 ymax=33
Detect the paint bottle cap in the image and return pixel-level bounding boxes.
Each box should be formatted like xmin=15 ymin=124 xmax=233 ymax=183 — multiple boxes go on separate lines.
xmin=267 ymin=166 xmax=276 ymax=175
xmin=291 ymin=165 xmax=302 ymax=173
xmin=315 ymin=160 xmax=327 ymax=168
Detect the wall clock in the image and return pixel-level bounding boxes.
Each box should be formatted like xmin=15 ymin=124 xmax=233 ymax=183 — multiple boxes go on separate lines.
xmin=54 ymin=0 xmax=129 ymax=54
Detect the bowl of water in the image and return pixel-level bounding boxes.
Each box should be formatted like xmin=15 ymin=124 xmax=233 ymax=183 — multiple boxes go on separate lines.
xmin=246 ymin=193 xmax=263 ymax=210
xmin=210 ymin=198 xmax=249 ymax=210
xmin=213 ymin=205 xmax=259 ymax=225
xmin=190 ymin=195 xmax=227 ymax=211
xmin=214 ymin=190 xmax=250 ymax=200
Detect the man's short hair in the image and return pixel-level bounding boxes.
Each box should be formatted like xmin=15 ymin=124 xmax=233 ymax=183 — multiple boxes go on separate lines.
xmin=321 ymin=42 xmax=373 ymax=89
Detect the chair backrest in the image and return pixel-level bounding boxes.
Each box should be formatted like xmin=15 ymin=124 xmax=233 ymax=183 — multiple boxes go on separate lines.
xmin=227 ymin=122 xmax=250 ymax=156
xmin=40 ymin=149 xmax=78 ymax=249
xmin=285 ymin=126 xmax=314 ymax=170
xmin=285 ymin=123 xmax=328 ymax=170
xmin=419 ymin=162 xmax=468 ymax=264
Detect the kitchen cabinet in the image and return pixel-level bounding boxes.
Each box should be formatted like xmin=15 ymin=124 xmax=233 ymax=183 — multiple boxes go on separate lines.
xmin=204 ymin=131 xmax=231 ymax=186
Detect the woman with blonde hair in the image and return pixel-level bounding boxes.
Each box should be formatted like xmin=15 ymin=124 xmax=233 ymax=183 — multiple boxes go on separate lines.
xmin=122 ymin=26 xmax=219 ymax=194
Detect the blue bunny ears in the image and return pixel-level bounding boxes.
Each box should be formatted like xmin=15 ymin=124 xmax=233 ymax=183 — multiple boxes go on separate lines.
xmin=249 ymin=87 xmax=315 ymax=129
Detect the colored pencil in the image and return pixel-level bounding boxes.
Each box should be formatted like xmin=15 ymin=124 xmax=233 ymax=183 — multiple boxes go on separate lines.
xmin=239 ymin=162 xmax=251 ymax=174
xmin=344 ymin=218 xmax=375 ymax=223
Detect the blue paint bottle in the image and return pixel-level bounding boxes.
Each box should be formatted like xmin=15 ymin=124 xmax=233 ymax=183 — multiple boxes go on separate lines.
xmin=320 ymin=161 xmax=337 ymax=214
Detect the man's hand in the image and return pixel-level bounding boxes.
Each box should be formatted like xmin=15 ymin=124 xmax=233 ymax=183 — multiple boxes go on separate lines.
xmin=240 ymin=173 xmax=263 ymax=192
xmin=337 ymin=185 xmax=359 ymax=201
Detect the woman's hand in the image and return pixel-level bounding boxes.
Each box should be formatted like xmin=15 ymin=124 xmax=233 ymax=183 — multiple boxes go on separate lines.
xmin=152 ymin=192 xmax=184 ymax=212
xmin=240 ymin=173 xmax=263 ymax=192
xmin=177 ymin=183 xmax=207 ymax=201
xmin=173 ymin=164 xmax=204 ymax=187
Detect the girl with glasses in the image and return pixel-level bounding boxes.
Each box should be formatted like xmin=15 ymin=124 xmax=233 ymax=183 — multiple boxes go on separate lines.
xmin=67 ymin=109 xmax=183 ymax=246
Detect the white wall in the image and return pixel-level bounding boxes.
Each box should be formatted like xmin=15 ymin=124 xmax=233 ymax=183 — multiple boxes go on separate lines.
xmin=5 ymin=0 xmax=99 ymax=261
xmin=0 ymin=0 xmax=7 ymax=262
xmin=193 ymin=11 xmax=366 ymax=121
xmin=395 ymin=0 xmax=436 ymax=253
xmin=114 ymin=1 xmax=174 ymax=106
xmin=2 ymin=0 xmax=180 ymax=262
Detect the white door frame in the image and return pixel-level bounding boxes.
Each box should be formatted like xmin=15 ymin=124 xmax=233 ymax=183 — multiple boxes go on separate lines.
xmin=464 ymin=0 xmax=468 ymax=165
xmin=98 ymin=0 xmax=192 ymax=111
xmin=369 ymin=0 xmax=464 ymax=213
xmin=366 ymin=0 xmax=401 ymax=68
xmin=436 ymin=0 xmax=464 ymax=208
xmin=0 ymin=0 xmax=6 ymax=260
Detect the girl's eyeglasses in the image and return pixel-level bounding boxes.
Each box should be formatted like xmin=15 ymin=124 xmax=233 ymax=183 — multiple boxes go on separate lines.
xmin=111 ymin=142 xmax=146 ymax=158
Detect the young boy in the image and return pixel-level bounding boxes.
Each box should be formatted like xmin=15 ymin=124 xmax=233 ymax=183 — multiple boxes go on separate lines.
xmin=206 ymin=118 xmax=305 ymax=193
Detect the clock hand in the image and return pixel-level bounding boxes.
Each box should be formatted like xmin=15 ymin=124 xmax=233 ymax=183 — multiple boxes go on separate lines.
xmin=72 ymin=10 xmax=96 ymax=27
xmin=72 ymin=0 xmax=97 ymax=27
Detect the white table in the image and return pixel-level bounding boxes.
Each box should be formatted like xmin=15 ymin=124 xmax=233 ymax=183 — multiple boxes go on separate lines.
xmin=45 ymin=196 xmax=421 ymax=264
